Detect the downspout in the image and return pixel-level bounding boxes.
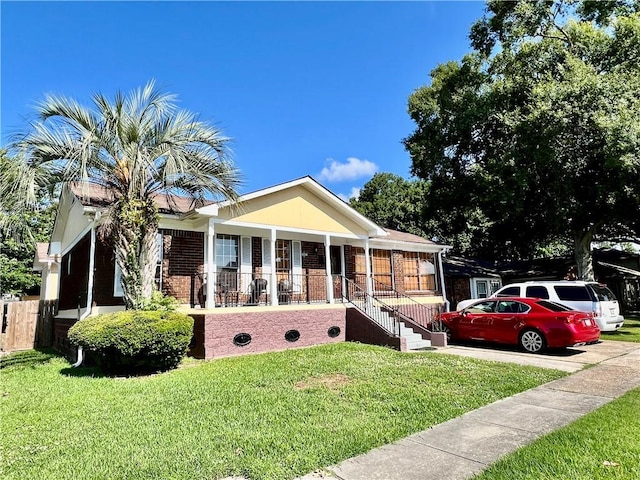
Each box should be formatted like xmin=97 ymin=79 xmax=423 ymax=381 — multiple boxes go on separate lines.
xmin=73 ymin=220 xmax=97 ymax=367
xmin=438 ymin=249 xmax=450 ymax=312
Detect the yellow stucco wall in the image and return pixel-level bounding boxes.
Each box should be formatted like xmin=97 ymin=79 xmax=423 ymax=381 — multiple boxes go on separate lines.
xmin=221 ymin=186 xmax=368 ymax=235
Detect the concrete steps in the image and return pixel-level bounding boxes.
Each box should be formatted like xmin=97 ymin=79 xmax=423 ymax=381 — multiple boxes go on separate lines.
xmin=400 ymin=321 xmax=431 ymax=350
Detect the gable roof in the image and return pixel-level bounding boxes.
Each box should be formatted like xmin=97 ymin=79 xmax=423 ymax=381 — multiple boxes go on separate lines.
xmin=194 ymin=176 xmax=388 ymax=237
xmin=443 ymin=256 xmax=501 ymax=278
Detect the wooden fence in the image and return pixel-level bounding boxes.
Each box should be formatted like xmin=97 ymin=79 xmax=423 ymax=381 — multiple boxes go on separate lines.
xmin=1 ymin=300 xmax=58 ymax=353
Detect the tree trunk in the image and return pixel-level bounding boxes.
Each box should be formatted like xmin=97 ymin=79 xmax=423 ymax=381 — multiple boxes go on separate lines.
xmin=140 ymin=215 xmax=159 ymax=300
xmin=114 ymin=198 xmax=158 ymax=309
xmin=574 ymin=229 xmax=595 ymax=281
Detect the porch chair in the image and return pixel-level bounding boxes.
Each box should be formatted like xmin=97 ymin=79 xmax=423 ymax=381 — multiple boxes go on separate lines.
xmin=247 ymin=278 xmax=268 ymax=305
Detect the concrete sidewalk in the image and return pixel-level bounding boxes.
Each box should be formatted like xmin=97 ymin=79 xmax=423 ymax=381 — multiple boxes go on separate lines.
xmin=300 ymin=341 xmax=640 ymax=480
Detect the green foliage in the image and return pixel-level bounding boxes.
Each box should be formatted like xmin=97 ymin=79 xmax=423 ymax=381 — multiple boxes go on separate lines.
xmin=349 ymin=173 xmax=434 ymax=238
xmin=13 ymin=81 xmax=241 ymax=309
xmin=0 ymin=150 xmax=57 ymax=294
xmin=404 ymin=1 xmax=640 ymax=275
xmin=140 ymin=290 xmax=179 ymax=311
xmin=67 ymin=310 xmax=194 ymax=373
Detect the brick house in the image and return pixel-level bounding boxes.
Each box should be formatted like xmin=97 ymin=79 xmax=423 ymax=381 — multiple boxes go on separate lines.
xmin=42 ymin=176 xmax=449 ymax=358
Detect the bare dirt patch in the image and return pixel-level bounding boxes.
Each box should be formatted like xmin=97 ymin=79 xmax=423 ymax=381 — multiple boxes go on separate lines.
xmin=295 ymin=373 xmax=351 ymax=392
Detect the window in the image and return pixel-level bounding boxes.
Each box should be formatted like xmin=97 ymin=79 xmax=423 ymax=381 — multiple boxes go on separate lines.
xmin=497 ymin=301 xmax=530 ymax=314
xmin=276 ymin=239 xmax=291 ymax=273
xmin=467 ymin=300 xmax=496 ymax=313
xmin=216 ymin=234 xmax=239 ymax=290
xmin=497 ymin=286 xmax=519 ymax=297
xmin=476 ymin=280 xmax=488 ymax=298
xmin=155 ymin=233 xmax=163 ymax=291
xmin=526 ymin=285 xmax=549 ymax=299
xmin=554 ymin=286 xmax=592 ymax=301
xmin=404 ymin=252 xmax=436 ymax=291
xmin=216 ymin=234 xmax=239 ymax=270
xmin=371 ymin=249 xmax=392 ymax=287
xmin=114 ymin=262 xmax=124 ymax=297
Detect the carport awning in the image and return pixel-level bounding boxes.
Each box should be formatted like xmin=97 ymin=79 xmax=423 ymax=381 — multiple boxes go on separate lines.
xmin=597 ymin=261 xmax=640 ymax=278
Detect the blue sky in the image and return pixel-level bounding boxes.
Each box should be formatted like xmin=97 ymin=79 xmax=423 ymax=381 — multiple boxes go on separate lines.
xmin=1 ymin=1 xmax=486 ymax=200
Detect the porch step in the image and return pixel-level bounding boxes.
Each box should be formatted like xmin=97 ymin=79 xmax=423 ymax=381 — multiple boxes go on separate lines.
xmin=400 ymin=321 xmax=432 ymax=351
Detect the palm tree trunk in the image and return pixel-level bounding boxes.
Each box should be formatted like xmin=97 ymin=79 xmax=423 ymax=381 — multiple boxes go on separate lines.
xmin=115 ymin=198 xmax=158 ymax=309
xmin=140 ymin=214 xmax=159 ymax=299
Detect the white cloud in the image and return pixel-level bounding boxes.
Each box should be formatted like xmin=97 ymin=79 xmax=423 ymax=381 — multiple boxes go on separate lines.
xmin=318 ymin=157 xmax=378 ymax=182
xmin=337 ymin=187 xmax=361 ymax=202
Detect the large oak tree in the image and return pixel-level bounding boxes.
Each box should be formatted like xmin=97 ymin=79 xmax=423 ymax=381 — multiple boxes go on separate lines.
xmin=404 ymin=0 xmax=640 ymax=279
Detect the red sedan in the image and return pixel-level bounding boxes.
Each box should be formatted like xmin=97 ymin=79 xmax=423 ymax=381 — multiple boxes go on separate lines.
xmin=439 ymin=297 xmax=600 ymax=353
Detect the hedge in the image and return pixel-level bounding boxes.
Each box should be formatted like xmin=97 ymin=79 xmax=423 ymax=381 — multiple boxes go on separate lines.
xmin=68 ymin=310 xmax=194 ymax=373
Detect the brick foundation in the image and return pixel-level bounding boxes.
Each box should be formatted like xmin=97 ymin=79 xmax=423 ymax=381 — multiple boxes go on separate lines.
xmin=193 ymin=306 xmax=346 ymax=359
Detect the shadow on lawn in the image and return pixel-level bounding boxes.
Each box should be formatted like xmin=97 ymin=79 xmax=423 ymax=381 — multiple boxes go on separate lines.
xmin=0 ymin=348 xmax=60 ymax=370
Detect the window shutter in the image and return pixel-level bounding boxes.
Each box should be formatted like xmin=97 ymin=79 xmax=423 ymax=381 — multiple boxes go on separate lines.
xmin=292 ymin=241 xmax=302 ymax=293
xmin=261 ymin=238 xmax=272 ymax=275
xmin=240 ymin=236 xmax=252 ymax=291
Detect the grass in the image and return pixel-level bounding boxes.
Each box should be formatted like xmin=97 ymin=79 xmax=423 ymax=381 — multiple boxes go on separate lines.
xmin=601 ymin=314 xmax=640 ymax=343
xmin=474 ymin=387 xmax=640 ymax=480
xmin=0 ymin=343 xmax=564 ymax=480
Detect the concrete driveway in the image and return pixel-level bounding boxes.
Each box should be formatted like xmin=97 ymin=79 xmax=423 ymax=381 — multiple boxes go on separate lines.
xmin=430 ymin=339 xmax=639 ymax=372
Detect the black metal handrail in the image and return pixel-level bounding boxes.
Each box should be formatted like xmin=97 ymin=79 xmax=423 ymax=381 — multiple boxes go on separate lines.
xmin=343 ymin=277 xmax=400 ymax=336
xmin=371 ymin=278 xmax=443 ymax=332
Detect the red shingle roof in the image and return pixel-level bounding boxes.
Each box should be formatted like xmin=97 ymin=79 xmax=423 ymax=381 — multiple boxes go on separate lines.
xmin=67 ymin=183 xmax=212 ymax=214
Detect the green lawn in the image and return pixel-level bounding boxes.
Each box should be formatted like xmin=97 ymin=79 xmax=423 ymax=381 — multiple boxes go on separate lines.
xmin=601 ymin=314 xmax=640 ymax=343
xmin=474 ymin=387 xmax=640 ymax=480
xmin=0 ymin=343 xmax=564 ymax=480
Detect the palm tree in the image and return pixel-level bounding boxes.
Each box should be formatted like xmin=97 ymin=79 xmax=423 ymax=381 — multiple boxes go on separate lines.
xmin=15 ymin=81 xmax=241 ymax=309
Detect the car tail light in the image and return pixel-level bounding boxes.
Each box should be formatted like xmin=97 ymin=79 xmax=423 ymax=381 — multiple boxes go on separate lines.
xmin=561 ymin=315 xmax=577 ymax=324
xmin=593 ymin=303 xmax=602 ymax=317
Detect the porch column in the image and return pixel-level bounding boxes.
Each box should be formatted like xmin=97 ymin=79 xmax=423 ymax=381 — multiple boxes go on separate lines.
xmin=364 ymin=238 xmax=373 ymax=296
xmin=340 ymin=245 xmax=346 ymax=300
xmin=325 ymin=234 xmax=333 ymax=303
xmin=438 ymin=250 xmax=450 ymax=311
xmin=270 ymin=228 xmax=278 ymax=305
xmin=205 ymin=219 xmax=215 ymax=309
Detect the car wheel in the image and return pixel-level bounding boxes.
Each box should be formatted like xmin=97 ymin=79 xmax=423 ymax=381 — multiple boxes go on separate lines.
xmin=441 ymin=324 xmax=452 ymax=343
xmin=519 ymin=329 xmax=546 ymax=353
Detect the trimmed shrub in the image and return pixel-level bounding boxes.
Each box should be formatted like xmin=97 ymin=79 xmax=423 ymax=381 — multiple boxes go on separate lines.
xmin=68 ymin=310 xmax=194 ymax=373
xmin=140 ymin=291 xmax=179 ymax=311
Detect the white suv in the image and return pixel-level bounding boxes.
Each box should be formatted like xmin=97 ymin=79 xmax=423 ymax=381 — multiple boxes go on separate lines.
xmin=476 ymin=281 xmax=623 ymax=332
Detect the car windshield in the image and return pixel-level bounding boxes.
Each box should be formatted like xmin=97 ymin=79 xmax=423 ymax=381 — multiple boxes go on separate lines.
xmin=537 ymin=300 xmax=574 ymax=312
xmin=589 ymin=284 xmax=617 ymax=301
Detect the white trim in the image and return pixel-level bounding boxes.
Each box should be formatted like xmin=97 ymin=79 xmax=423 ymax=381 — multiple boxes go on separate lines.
xmin=324 ymin=235 xmax=333 ymax=303
xmin=206 ymin=219 xmax=215 ymax=309
xmin=269 ymin=229 xmax=277 ymax=305
xmin=193 ymin=177 xmax=387 ymax=237
xmin=60 ymin=223 xmax=94 ymax=257
xmin=438 ymin=250 xmax=449 ymax=311
xmin=81 ymin=227 xmax=96 ymax=319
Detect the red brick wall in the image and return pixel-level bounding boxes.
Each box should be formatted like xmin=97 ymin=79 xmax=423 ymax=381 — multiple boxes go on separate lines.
xmin=162 ymin=229 xmax=204 ymax=303
xmin=196 ymin=307 xmax=346 ymax=359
